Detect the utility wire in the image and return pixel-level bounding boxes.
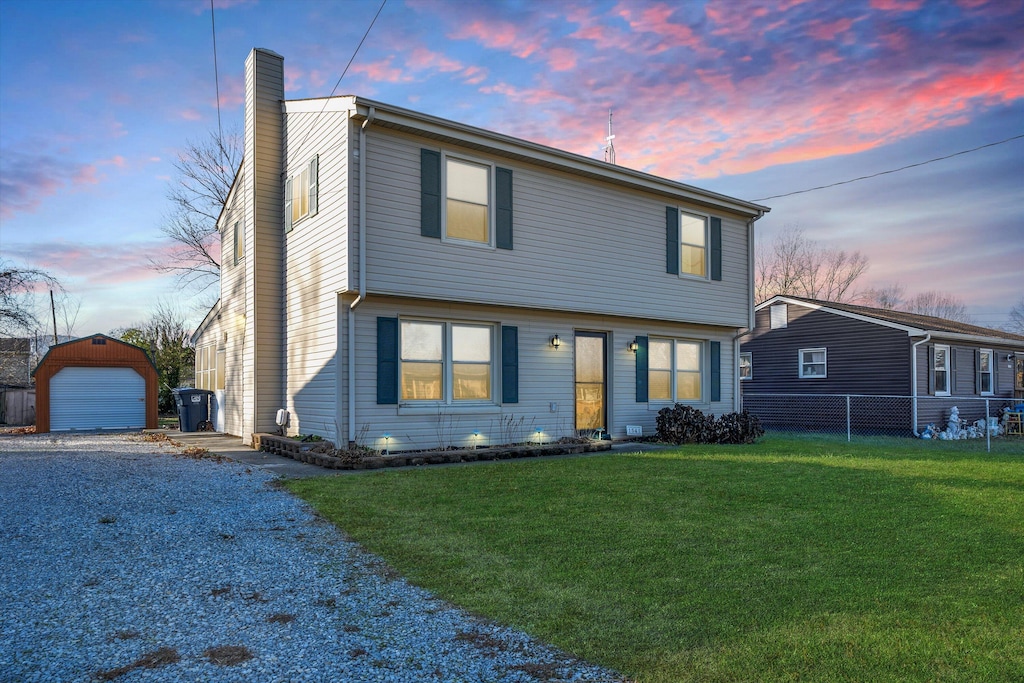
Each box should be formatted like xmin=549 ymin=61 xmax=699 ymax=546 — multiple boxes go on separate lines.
xmin=753 ymin=133 xmax=1024 ymax=202
xmin=210 ymin=0 xmax=224 ymax=159
xmin=290 ymin=0 xmax=387 ymax=165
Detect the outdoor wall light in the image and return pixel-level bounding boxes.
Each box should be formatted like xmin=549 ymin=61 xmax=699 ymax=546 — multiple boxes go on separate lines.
xmin=382 ymin=433 xmax=391 ymax=455
xmin=550 ymin=334 xmax=561 ymax=349
xmin=628 ymin=338 xmax=639 ymax=353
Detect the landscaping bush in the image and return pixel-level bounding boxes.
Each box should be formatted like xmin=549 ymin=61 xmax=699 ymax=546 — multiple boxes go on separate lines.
xmin=656 ymin=404 xmax=764 ymax=445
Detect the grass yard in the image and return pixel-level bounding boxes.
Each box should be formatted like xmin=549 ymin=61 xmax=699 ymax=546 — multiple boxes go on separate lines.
xmin=286 ymin=435 xmax=1024 ymax=682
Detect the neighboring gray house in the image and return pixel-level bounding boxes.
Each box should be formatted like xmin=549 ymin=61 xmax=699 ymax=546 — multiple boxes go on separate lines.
xmin=192 ymin=48 xmax=769 ymax=451
xmin=740 ymin=296 xmax=1024 ymax=434
xmin=0 ymin=338 xmax=32 ymax=387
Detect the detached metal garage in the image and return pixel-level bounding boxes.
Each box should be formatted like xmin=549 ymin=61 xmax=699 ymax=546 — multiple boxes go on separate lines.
xmin=33 ymin=335 xmax=158 ymax=433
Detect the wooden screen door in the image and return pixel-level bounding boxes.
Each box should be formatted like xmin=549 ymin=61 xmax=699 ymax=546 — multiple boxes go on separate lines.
xmin=575 ymin=332 xmax=607 ymax=432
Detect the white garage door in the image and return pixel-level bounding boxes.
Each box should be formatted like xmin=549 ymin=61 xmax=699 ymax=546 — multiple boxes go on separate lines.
xmin=50 ymin=367 xmax=146 ymax=431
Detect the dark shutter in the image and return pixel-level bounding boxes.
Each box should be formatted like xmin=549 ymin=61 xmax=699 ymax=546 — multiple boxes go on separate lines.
xmin=501 ymin=325 xmax=518 ymax=403
xmin=308 ymin=155 xmax=319 ymax=217
xmin=975 ymin=349 xmax=982 ymax=395
xmin=635 ymin=335 xmax=649 ymax=402
xmin=665 ymin=207 xmax=679 ymax=274
xmin=420 ymin=149 xmax=441 ymax=238
xmin=284 ymin=177 xmax=293 ymax=233
xmin=710 ymin=217 xmax=722 ymax=281
xmin=377 ymin=317 xmax=399 ymax=404
xmin=710 ymin=341 xmax=721 ymax=402
xmin=496 ymin=167 xmax=513 ymax=250
xmin=928 ymin=345 xmax=935 ymax=395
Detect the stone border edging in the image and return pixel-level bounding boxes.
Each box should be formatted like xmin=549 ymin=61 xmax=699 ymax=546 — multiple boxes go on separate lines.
xmin=254 ymin=434 xmax=613 ymax=470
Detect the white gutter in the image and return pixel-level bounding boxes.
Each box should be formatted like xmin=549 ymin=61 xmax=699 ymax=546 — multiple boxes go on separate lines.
xmin=735 ymin=210 xmax=765 ymax=413
xmin=911 ymin=334 xmax=931 ymax=436
xmin=348 ymin=106 xmax=375 ymax=445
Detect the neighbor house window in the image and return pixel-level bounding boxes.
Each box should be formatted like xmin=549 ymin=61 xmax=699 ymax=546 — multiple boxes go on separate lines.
xmin=400 ymin=320 xmax=493 ymax=403
xmin=933 ymin=344 xmax=950 ymax=395
xmin=740 ymin=352 xmax=752 ymax=380
xmin=770 ymin=304 xmax=787 ymax=329
xmin=444 ymin=155 xmax=491 ymax=245
xmin=799 ymin=348 xmax=827 ymax=378
xmin=979 ymin=349 xmax=993 ymax=395
xmin=649 ymin=338 xmax=703 ymax=402
xmin=678 ymin=211 xmax=708 ymax=277
xmin=233 ymin=221 xmax=243 ymax=266
xmin=284 ymin=155 xmax=319 ymax=232
xmin=195 ymin=344 xmax=224 ymax=391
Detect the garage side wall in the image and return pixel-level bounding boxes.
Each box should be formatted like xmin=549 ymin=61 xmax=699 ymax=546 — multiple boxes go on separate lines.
xmin=34 ymin=337 xmax=159 ymax=433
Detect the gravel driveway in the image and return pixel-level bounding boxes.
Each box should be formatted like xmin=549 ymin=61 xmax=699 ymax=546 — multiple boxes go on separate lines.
xmin=0 ymin=433 xmax=623 ymax=682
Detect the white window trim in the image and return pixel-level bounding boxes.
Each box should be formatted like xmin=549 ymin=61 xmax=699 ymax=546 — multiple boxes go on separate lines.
xmin=798 ymin=347 xmax=827 ymax=379
xmin=740 ymin=352 xmax=752 ymax=381
xmin=677 ymin=208 xmax=710 ymax=280
xmin=648 ymin=337 xmax=705 ymax=404
xmin=399 ymin=318 xmax=498 ymax=406
xmin=441 ymin=151 xmax=495 ymax=249
xmin=284 ymin=154 xmax=319 ymax=233
xmin=233 ymin=220 xmax=242 ymax=266
xmin=979 ymin=348 xmax=994 ymax=396
xmin=934 ymin=343 xmax=951 ymax=396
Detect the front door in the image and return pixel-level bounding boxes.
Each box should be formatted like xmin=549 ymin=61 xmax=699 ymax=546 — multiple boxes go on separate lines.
xmin=575 ymin=331 xmax=607 ymax=433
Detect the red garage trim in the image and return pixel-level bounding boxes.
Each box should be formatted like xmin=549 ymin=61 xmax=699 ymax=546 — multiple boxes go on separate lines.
xmin=32 ymin=334 xmax=159 ymax=433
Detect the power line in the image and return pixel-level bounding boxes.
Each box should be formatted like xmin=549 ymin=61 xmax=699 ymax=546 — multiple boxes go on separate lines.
xmin=210 ymin=0 xmax=223 ymax=152
xmin=291 ymin=0 xmax=387 ymax=165
xmin=753 ymin=133 xmax=1024 ymax=202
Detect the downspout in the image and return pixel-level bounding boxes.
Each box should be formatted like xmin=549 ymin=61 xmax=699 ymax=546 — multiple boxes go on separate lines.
xmin=911 ymin=334 xmax=931 ymax=436
xmin=735 ymin=210 xmax=766 ymax=413
xmin=348 ymin=106 xmax=375 ymax=445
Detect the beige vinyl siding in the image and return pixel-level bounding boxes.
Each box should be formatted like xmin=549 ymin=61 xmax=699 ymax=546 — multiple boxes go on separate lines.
xmin=363 ymin=129 xmax=752 ymax=328
xmin=341 ymin=296 xmax=736 ymax=453
xmin=243 ymin=49 xmax=284 ymax=437
xmin=282 ymin=109 xmax=350 ymax=441
xmin=216 ymin=178 xmax=248 ymax=437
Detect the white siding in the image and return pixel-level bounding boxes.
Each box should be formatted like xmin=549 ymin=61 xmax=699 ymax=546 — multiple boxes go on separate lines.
xmin=363 ymin=129 xmax=752 ymax=328
xmin=332 ymin=296 xmax=738 ymax=453
xmin=282 ymin=110 xmax=350 ymax=441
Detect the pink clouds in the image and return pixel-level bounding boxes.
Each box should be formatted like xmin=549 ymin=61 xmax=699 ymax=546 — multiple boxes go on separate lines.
xmin=0 ymin=152 xmax=131 ymax=220
xmin=806 ymin=17 xmax=855 ymax=41
xmin=869 ymin=0 xmax=925 ymax=10
xmin=448 ymin=18 xmax=546 ymax=59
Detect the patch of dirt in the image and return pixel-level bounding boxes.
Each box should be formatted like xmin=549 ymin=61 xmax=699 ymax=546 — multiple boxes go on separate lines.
xmin=210 ymin=585 xmax=231 ymax=597
xmin=204 ymin=644 xmax=254 ymax=666
xmin=508 ymin=662 xmax=563 ymax=681
xmin=266 ymin=613 xmax=295 ymax=624
xmin=108 ymin=629 xmax=140 ymax=642
xmin=94 ymin=646 xmax=180 ymax=680
xmin=0 ymin=425 xmax=35 ymax=435
xmin=454 ymin=630 xmax=509 ymax=652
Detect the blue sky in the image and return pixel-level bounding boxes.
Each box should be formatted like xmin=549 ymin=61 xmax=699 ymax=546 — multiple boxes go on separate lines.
xmin=1 ymin=0 xmax=1021 ymax=335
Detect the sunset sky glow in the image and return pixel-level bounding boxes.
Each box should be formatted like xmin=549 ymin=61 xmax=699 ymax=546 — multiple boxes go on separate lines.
xmin=1 ymin=0 xmax=1021 ymax=334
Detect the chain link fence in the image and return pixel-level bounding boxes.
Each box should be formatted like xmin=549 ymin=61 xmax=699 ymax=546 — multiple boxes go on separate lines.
xmin=742 ymin=393 xmax=1024 ymax=454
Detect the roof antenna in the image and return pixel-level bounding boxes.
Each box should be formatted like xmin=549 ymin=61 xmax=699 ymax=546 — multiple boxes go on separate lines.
xmin=604 ymin=109 xmax=616 ymax=165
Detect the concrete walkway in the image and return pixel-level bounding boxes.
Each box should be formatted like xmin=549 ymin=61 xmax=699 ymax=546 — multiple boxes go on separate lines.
xmin=164 ymin=429 xmax=671 ymax=479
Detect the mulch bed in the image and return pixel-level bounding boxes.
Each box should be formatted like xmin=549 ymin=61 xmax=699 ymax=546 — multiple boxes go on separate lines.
xmin=255 ymin=434 xmax=612 ymax=470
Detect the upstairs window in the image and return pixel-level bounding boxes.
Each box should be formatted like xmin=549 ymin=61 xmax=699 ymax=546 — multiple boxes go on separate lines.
xmin=284 ymin=155 xmax=318 ymax=232
xmin=233 ymin=221 xmax=243 ymax=266
xmin=445 ymin=156 xmax=491 ymax=245
xmin=678 ymin=211 xmax=708 ymax=278
xmin=799 ymin=348 xmax=827 ymax=378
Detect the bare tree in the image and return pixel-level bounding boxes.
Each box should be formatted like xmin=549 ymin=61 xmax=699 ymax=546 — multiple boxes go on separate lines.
xmin=0 ymin=260 xmax=60 ymax=337
xmin=755 ymin=228 xmax=869 ymax=303
xmin=152 ymin=129 xmax=242 ymax=291
xmin=861 ymin=282 xmax=906 ymax=310
xmin=1005 ymin=296 xmax=1024 ymax=334
xmin=902 ymin=291 xmax=974 ymax=324
xmin=113 ymin=301 xmax=196 ymax=413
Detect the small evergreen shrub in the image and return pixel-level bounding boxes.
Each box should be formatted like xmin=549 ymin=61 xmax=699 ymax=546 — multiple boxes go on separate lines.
xmin=656 ymin=404 xmax=764 ymax=445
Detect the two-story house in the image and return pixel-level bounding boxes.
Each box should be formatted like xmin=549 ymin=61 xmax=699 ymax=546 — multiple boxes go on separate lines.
xmin=191 ymin=49 xmax=769 ymax=451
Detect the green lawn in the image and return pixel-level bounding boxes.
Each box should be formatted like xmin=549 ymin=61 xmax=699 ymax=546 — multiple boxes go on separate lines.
xmin=285 ymin=435 xmax=1024 ymax=682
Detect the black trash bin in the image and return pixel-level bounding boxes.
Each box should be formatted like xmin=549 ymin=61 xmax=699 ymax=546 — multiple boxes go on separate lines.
xmin=173 ymin=388 xmax=214 ymax=432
